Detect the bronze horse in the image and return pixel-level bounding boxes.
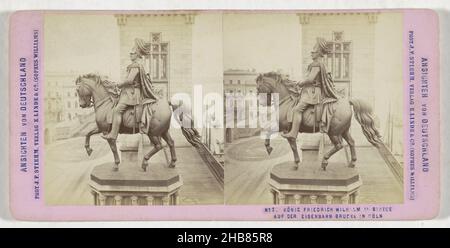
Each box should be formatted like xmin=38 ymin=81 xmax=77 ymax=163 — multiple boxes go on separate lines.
xmin=75 ymin=74 xmax=200 ymax=171
xmin=256 ymin=72 xmax=382 ymax=170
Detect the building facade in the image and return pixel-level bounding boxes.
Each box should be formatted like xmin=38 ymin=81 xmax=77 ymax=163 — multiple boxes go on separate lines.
xmin=115 ymin=14 xmax=196 ymax=100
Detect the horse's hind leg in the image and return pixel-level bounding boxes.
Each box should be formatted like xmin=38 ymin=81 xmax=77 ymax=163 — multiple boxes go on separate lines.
xmin=321 ymin=135 xmax=343 ymax=170
xmin=342 ymin=129 xmax=357 ymax=168
xmin=141 ymin=135 xmax=163 ymax=172
xmin=162 ymin=131 xmax=177 ymax=168
xmin=106 ymin=139 xmax=120 ymax=171
xmin=287 ymin=138 xmax=300 ymax=168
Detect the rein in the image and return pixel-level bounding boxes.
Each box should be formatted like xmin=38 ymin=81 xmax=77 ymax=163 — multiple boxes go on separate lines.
xmin=279 ymin=95 xmax=292 ymax=105
xmin=259 ymin=75 xmax=292 ymax=106
xmin=94 ymin=95 xmax=113 ymax=110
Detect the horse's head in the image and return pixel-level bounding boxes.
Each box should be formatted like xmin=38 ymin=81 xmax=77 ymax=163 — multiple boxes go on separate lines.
xmin=75 ymin=75 xmax=95 ymax=108
xmin=75 ymin=73 xmax=118 ymax=109
xmin=256 ymin=72 xmax=282 ymax=106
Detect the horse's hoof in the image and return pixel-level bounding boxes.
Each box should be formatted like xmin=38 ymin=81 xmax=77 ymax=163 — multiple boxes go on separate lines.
xmin=142 ymin=160 xmax=148 ymax=172
xmin=266 ymin=146 xmax=273 ymax=155
xmin=112 ymin=164 xmax=119 ymax=172
xmin=321 ymin=161 xmax=328 ymax=171
xmin=348 ymin=161 xmax=356 ymax=168
xmin=86 ymin=148 xmax=93 ymax=156
xmin=168 ymin=163 xmax=176 ymax=168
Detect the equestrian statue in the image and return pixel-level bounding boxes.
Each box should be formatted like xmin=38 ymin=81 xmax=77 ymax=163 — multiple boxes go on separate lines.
xmin=75 ymin=38 xmax=201 ymax=172
xmin=256 ymin=37 xmax=382 ymax=170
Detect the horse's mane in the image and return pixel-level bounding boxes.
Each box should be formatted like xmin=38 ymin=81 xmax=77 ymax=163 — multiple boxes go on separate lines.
xmin=260 ymin=72 xmax=299 ymax=94
xmin=76 ymin=73 xmax=120 ymax=97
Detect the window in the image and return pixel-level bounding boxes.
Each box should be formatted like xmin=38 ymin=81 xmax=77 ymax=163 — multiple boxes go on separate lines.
xmin=229 ymin=80 xmax=233 ymax=84
xmin=147 ymin=33 xmax=168 ymax=82
xmin=326 ymin=32 xmax=351 ymax=81
xmin=67 ymin=102 xmax=71 ymax=108
xmin=237 ymin=80 xmax=241 ymax=84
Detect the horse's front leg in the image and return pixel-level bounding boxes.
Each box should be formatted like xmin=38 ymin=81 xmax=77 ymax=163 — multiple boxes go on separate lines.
xmin=287 ymin=138 xmax=300 ymax=168
xmin=106 ymin=139 xmax=120 ymax=171
xmin=85 ymin=127 xmax=100 ymax=156
xmin=265 ymin=138 xmax=273 ymax=155
xmin=263 ymin=129 xmax=274 ymax=155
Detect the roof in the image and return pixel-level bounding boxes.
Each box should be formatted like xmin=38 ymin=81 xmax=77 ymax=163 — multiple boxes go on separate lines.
xmin=224 ymin=69 xmax=259 ymax=76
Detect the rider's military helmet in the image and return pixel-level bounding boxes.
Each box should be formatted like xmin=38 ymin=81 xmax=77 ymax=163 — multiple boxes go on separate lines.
xmin=312 ymin=37 xmax=331 ymax=57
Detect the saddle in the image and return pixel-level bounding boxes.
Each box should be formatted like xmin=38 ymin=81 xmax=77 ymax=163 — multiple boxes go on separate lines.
xmin=287 ymin=96 xmax=338 ymax=133
xmin=106 ymin=98 xmax=157 ymax=133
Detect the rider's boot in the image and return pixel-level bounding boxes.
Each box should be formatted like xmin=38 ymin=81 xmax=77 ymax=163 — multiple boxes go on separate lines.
xmin=281 ymin=111 xmax=302 ymax=140
xmin=102 ymin=112 xmax=122 ymax=141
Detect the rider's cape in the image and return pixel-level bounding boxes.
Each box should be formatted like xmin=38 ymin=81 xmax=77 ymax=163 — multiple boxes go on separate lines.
xmin=316 ymin=61 xmax=340 ymax=133
xmin=127 ymin=62 xmax=160 ymax=134
xmin=127 ymin=62 xmax=160 ymax=101
xmin=309 ymin=61 xmax=340 ymax=101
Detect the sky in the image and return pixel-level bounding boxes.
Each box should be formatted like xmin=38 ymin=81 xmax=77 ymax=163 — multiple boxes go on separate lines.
xmin=223 ymin=13 xmax=302 ymax=80
xmin=44 ymin=13 xmax=303 ymax=83
xmin=44 ymin=14 xmax=121 ymax=81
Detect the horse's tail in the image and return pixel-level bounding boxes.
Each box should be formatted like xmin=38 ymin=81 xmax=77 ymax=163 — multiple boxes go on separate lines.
xmin=349 ymin=98 xmax=383 ymax=147
xmin=168 ymin=100 xmax=202 ymax=147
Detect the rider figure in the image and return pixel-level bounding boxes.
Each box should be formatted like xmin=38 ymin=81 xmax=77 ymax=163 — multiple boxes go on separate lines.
xmin=281 ymin=37 xmax=340 ymax=140
xmin=102 ymin=38 xmax=158 ymax=141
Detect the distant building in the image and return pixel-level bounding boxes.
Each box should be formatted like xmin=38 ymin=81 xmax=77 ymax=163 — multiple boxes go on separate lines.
xmin=223 ymin=69 xmax=261 ymax=143
xmin=45 ymin=71 xmax=93 ymax=122
xmin=45 ymin=71 xmax=94 ymax=143
xmin=223 ymin=69 xmax=259 ymax=95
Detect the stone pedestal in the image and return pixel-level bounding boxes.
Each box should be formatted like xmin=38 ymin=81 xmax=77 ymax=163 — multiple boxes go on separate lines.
xmin=90 ymin=135 xmax=182 ymax=206
xmin=269 ymin=134 xmax=362 ymax=204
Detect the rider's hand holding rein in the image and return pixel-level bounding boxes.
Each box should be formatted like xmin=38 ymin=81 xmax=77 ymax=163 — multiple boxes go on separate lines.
xmin=298 ymin=80 xmax=315 ymax=88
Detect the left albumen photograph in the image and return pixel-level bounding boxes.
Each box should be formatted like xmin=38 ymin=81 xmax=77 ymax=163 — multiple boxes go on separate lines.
xmin=43 ymin=12 xmax=224 ymax=206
